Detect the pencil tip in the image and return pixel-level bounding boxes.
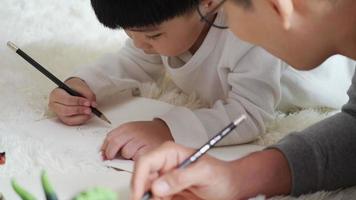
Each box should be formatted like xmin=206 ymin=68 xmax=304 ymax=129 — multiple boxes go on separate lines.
xmin=101 ymin=115 xmax=112 ymax=125
xmin=7 ymin=41 xmax=18 ymax=51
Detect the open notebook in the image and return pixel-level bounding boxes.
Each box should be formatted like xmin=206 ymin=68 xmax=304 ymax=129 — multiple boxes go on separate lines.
xmin=22 ymin=95 xmax=173 ymax=172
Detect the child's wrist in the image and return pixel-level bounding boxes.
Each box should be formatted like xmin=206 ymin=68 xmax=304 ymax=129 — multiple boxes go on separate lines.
xmin=153 ymin=118 xmax=169 ymax=128
xmin=153 ymin=118 xmax=174 ymax=141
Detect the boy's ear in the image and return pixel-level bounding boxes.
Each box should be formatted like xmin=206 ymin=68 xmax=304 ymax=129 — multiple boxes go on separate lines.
xmin=268 ymin=0 xmax=294 ymax=29
xmin=199 ymin=0 xmax=217 ymax=12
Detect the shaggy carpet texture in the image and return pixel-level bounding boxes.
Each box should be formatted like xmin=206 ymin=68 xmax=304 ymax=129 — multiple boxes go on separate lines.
xmin=0 ymin=0 xmax=355 ymax=199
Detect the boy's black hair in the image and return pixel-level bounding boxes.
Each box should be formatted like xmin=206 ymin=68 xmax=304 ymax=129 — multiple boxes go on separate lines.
xmin=91 ymin=0 xmax=200 ymax=29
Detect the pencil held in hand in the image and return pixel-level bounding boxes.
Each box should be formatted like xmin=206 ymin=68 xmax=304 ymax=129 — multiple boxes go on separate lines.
xmin=7 ymin=41 xmax=111 ymax=124
xmin=141 ymin=115 xmax=246 ymax=200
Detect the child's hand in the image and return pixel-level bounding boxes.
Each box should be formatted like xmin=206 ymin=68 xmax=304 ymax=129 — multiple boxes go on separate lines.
xmin=48 ymin=77 xmax=97 ymax=126
xmin=130 ymin=142 xmax=241 ymax=200
xmin=101 ymin=119 xmax=173 ymax=161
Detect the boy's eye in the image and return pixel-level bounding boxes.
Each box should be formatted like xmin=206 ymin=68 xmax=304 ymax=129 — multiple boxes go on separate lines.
xmin=146 ymin=33 xmax=162 ymax=40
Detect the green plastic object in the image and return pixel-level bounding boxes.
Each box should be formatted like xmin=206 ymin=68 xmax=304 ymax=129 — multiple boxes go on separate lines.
xmin=41 ymin=171 xmax=58 ymax=200
xmin=11 ymin=179 xmax=37 ymax=200
xmin=72 ymin=187 xmax=118 ymax=200
xmin=11 ymin=171 xmax=118 ymax=200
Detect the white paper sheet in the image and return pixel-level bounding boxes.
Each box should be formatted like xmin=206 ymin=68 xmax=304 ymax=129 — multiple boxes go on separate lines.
xmin=20 ymin=96 xmax=175 ymax=173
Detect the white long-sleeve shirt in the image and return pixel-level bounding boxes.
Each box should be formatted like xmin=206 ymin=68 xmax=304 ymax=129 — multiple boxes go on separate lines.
xmin=73 ymin=12 xmax=354 ymax=148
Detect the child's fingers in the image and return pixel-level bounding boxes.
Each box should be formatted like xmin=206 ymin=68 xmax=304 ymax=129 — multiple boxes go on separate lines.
xmin=67 ymin=80 xmax=97 ymax=102
xmin=121 ymin=139 xmax=145 ymax=160
xmin=52 ymin=103 xmax=92 ymax=117
xmin=105 ymin=141 xmax=122 ymax=160
xmin=100 ymin=138 xmax=111 ymax=160
xmin=100 ymin=135 xmax=111 ymax=160
xmin=91 ymin=101 xmax=98 ymax=108
xmin=60 ymin=114 xmax=92 ymax=126
xmin=50 ymin=89 xmax=91 ymax=106
xmin=100 ymin=139 xmax=108 ymax=152
xmin=104 ymin=136 xmax=132 ymax=160
xmin=73 ymin=87 xmax=96 ymax=102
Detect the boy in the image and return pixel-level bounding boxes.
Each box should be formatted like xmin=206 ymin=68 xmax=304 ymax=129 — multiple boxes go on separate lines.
xmin=130 ymin=0 xmax=356 ymax=199
xmin=49 ymin=0 xmax=353 ymax=160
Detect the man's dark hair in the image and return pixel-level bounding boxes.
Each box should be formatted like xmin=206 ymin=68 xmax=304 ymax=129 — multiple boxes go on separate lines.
xmin=91 ymin=0 xmax=200 ymax=29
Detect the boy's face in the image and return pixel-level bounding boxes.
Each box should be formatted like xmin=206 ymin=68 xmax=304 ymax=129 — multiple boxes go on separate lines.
xmin=125 ymin=11 xmax=206 ymax=57
xmin=222 ymin=0 xmax=345 ymax=70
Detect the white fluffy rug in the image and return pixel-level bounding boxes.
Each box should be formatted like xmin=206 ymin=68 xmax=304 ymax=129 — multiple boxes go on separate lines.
xmin=0 ymin=0 xmax=355 ymax=199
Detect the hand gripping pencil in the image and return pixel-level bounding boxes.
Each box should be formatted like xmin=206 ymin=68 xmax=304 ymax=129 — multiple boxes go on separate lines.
xmin=141 ymin=115 xmax=246 ymax=200
xmin=7 ymin=41 xmax=111 ymax=124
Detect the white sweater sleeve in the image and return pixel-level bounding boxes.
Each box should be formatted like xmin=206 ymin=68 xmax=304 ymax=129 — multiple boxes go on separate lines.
xmin=158 ymin=47 xmax=282 ymax=148
xmin=72 ymin=39 xmax=164 ymax=99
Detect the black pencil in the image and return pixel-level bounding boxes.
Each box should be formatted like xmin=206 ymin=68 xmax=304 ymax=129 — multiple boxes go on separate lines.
xmin=141 ymin=115 xmax=246 ymax=200
xmin=7 ymin=41 xmax=111 ymax=125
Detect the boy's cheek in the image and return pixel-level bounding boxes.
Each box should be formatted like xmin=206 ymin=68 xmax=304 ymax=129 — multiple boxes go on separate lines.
xmin=151 ymin=41 xmax=188 ymax=57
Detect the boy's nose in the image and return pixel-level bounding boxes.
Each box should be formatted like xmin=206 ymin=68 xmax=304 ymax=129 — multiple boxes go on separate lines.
xmin=126 ymin=31 xmax=153 ymax=51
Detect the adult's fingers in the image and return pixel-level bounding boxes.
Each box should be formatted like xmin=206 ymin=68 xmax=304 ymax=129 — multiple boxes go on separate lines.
xmin=131 ymin=142 xmax=194 ymax=200
xmin=151 ymin=162 xmax=210 ymax=197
